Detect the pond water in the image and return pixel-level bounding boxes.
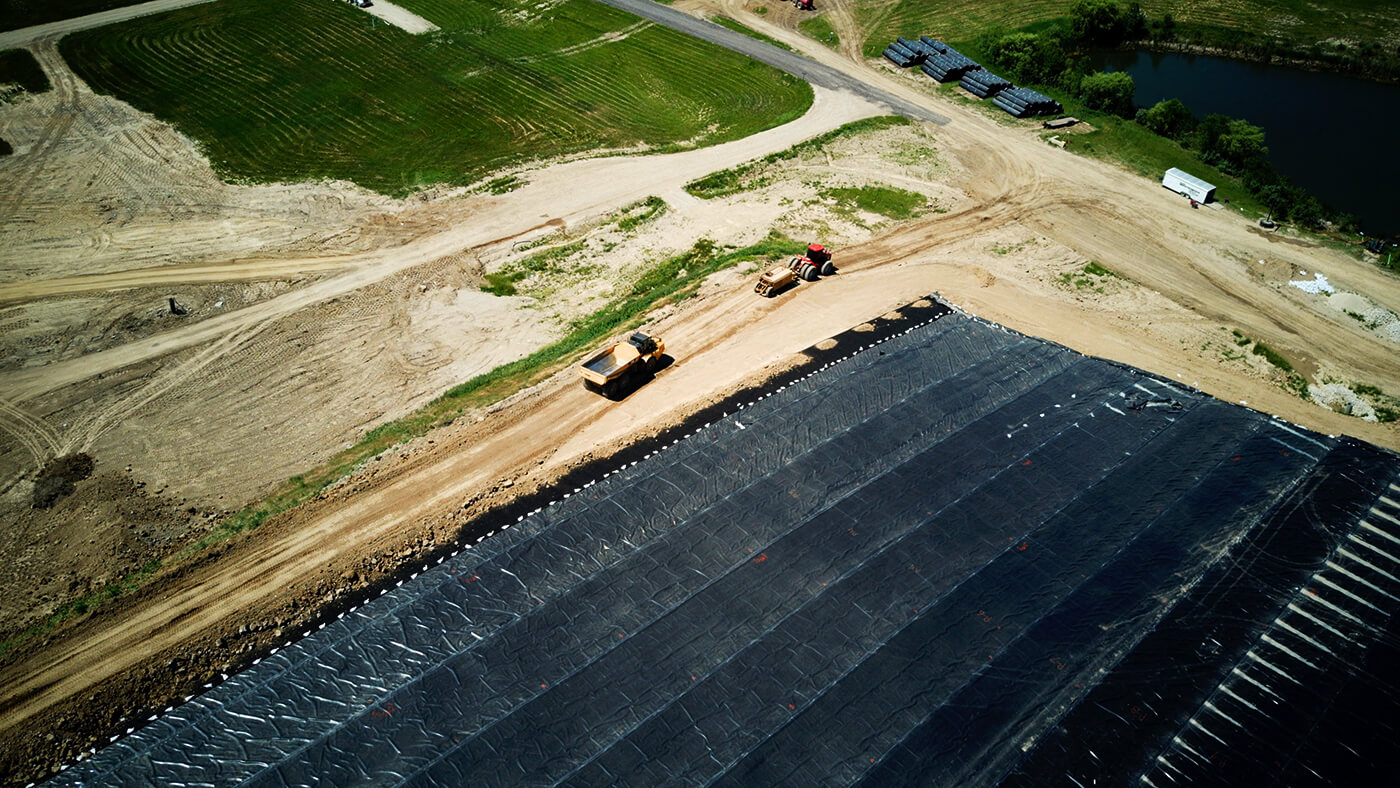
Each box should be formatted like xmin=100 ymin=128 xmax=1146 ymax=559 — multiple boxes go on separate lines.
xmin=1096 ymin=50 xmax=1400 ymax=236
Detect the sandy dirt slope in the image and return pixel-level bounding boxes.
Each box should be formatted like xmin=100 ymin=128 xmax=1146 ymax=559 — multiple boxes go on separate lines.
xmin=2 ymin=1 xmax=1399 ymax=783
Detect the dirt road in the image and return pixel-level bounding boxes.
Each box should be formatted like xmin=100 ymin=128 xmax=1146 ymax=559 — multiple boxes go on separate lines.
xmin=0 ymin=0 xmax=217 ymax=48
xmin=1 ymin=1 xmax=1398 ymax=782
xmin=596 ymin=0 xmax=947 ymax=124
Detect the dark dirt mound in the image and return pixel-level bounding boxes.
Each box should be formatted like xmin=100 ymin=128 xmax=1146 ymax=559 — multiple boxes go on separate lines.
xmin=31 ymin=453 xmax=95 ymax=509
xmin=3 ymin=466 xmax=223 ymax=649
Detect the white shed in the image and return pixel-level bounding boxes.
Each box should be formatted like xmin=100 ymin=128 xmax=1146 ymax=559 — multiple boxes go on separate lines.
xmin=1161 ymin=168 xmax=1216 ymax=203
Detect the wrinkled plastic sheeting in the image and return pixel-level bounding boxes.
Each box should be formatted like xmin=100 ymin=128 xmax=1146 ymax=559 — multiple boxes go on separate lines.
xmin=58 ymin=309 xmax=1400 ymax=787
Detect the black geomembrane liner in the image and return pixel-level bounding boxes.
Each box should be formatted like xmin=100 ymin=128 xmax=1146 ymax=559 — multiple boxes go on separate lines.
xmin=56 ymin=300 xmax=1400 ymax=787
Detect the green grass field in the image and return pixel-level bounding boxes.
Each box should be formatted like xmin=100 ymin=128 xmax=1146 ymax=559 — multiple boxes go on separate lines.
xmin=798 ymin=14 xmax=839 ymax=50
xmin=823 ymin=184 xmax=926 ymax=221
xmin=856 ymin=0 xmax=1400 ymax=58
xmin=60 ymin=0 xmax=812 ymax=195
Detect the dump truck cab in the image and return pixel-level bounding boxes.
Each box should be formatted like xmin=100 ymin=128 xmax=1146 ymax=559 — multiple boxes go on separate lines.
xmin=580 ymin=332 xmax=665 ymax=399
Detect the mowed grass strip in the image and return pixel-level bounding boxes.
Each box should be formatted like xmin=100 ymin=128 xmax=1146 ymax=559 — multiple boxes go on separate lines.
xmin=856 ymin=0 xmax=1400 ymax=58
xmin=60 ymin=0 xmax=812 ymax=195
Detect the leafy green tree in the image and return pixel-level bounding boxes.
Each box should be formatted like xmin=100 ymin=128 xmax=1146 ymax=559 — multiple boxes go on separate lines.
xmin=1070 ymin=0 xmax=1125 ymax=45
xmin=1255 ymin=184 xmax=1292 ymax=220
xmin=1196 ymin=115 xmax=1269 ymax=173
xmin=1194 ymin=113 xmax=1232 ymax=162
xmin=991 ymin=32 xmax=1041 ymax=77
xmin=1078 ymin=71 xmax=1136 ymax=116
xmin=990 ymin=32 xmax=1069 ymax=85
xmin=1154 ymin=13 xmax=1176 ymax=41
xmin=1124 ymin=3 xmax=1149 ymax=39
xmin=1219 ymin=118 xmax=1269 ymax=169
xmin=1291 ymin=195 xmax=1324 ymax=228
xmin=1135 ymin=98 xmax=1195 ymax=141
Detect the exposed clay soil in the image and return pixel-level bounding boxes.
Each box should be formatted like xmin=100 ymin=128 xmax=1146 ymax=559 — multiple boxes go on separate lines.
xmin=2 ymin=2 xmax=1399 ymax=784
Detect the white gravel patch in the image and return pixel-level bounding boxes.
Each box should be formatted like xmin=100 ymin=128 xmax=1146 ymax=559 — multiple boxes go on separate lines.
xmin=1325 ymin=291 xmax=1400 ymax=344
xmin=1289 ymin=272 xmax=1334 ymax=294
xmin=1309 ymin=383 xmax=1378 ymax=421
xmin=359 ymin=0 xmax=438 ymax=34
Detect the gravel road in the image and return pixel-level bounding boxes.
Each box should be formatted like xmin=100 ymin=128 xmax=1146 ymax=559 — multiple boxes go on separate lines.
xmin=593 ymin=0 xmax=948 ymax=125
xmin=0 ymin=0 xmax=217 ymax=48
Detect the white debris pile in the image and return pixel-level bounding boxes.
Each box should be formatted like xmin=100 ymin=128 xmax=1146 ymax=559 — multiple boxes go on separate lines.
xmin=1327 ymin=292 xmax=1400 ymax=344
xmin=1308 ymin=383 xmax=1378 ymax=421
xmin=1289 ymin=272 xmax=1334 ymax=294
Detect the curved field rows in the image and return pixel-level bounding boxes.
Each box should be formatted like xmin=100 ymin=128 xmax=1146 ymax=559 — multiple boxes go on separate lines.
xmin=59 ymin=0 xmax=813 ymax=195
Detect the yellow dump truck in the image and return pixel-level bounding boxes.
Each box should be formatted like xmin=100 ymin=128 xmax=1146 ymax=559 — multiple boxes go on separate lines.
xmin=579 ymin=332 xmax=665 ymax=399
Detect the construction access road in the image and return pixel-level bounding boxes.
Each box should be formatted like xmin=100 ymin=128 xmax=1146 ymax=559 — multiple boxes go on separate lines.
xmin=1 ymin=0 xmax=1398 ymax=782
xmin=0 ymin=0 xmax=218 ymax=48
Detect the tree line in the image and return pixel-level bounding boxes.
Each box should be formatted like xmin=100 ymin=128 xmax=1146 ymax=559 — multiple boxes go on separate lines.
xmin=978 ymin=0 xmax=1345 ymax=230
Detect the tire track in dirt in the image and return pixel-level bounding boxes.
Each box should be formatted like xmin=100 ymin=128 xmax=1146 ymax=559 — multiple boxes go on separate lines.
xmin=822 ymin=0 xmax=867 ymax=62
xmin=59 ymin=317 xmax=277 ymax=456
xmin=0 ymin=398 xmax=60 ymax=469
xmin=0 ymin=256 xmax=363 ymax=304
xmin=0 ymin=40 xmax=79 ymax=226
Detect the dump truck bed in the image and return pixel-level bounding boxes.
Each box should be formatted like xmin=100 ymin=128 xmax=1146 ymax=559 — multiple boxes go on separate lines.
xmin=579 ymin=333 xmax=663 ymax=395
xmin=581 ymin=344 xmax=641 ymax=379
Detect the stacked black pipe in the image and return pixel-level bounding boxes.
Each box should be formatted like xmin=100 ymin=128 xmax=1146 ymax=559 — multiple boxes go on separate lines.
xmin=993 ymin=87 xmax=1062 ymax=117
xmin=882 ymin=36 xmax=954 ymax=70
xmin=960 ymin=70 xmax=1011 ymax=98
xmin=918 ymin=36 xmax=948 ymax=54
xmin=882 ymin=37 xmax=924 ymax=67
xmin=908 ymin=37 xmax=944 ymax=60
xmin=920 ymin=46 xmax=981 ymax=82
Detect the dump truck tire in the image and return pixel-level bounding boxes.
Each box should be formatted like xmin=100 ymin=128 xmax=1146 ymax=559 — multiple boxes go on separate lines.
xmin=820 ymin=261 xmax=836 ymax=276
